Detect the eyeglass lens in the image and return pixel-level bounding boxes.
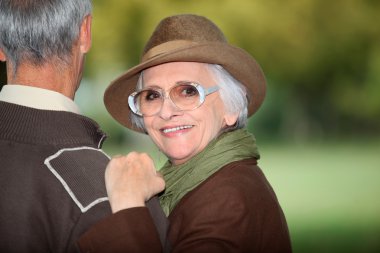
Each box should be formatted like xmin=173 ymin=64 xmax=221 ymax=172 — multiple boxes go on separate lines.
xmin=134 ymin=83 xmax=201 ymax=116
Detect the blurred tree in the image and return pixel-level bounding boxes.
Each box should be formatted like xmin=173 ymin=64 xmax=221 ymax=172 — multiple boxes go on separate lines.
xmin=85 ymin=0 xmax=380 ymax=141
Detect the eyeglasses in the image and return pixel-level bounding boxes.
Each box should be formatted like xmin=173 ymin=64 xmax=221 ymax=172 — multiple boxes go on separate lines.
xmin=128 ymin=81 xmax=219 ymax=116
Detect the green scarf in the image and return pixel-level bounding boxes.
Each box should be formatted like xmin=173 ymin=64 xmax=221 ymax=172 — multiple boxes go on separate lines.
xmin=158 ymin=128 xmax=260 ymax=216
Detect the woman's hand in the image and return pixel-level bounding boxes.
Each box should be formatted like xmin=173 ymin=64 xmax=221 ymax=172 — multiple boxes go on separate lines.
xmin=105 ymin=152 xmax=165 ymax=213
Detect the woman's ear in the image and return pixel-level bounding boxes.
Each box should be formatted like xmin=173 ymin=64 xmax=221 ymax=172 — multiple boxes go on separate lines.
xmin=224 ymin=112 xmax=239 ymax=127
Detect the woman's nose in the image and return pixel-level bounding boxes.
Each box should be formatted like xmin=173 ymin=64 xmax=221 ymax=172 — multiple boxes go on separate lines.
xmin=157 ymin=97 xmax=182 ymax=120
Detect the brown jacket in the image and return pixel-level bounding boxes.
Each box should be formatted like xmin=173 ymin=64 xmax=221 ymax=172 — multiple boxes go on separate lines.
xmin=78 ymin=158 xmax=292 ymax=253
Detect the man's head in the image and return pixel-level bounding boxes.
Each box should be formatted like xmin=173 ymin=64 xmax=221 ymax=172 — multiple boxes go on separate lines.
xmin=0 ymin=0 xmax=92 ymax=74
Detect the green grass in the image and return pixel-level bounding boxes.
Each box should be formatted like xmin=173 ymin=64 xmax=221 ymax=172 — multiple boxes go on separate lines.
xmin=259 ymin=142 xmax=380 ymax=253
xmin=103 ymin=139 xmax=380 ymax=253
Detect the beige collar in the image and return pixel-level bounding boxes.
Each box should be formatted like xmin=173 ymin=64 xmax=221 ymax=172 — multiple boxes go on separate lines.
xmin=0 ymin=84 xmax=80 ymax=114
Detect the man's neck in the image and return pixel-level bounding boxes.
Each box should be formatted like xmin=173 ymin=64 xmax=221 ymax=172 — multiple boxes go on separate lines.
xmin=7 ymin=61 xmax=78 ymax=99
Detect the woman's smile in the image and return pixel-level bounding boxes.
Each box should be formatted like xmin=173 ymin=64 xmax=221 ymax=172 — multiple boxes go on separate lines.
xmin=142 ymin=62 xmax=229 ymax=165
xmin=161 ymin=125 xmax=194 ymax=135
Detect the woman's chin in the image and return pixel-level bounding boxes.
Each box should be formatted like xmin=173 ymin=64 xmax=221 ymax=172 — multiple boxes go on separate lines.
xmin=166 ymin=151 xmax=193 ymax=166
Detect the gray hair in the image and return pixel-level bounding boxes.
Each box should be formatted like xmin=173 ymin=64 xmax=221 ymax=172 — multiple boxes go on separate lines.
xmin=0 ymin=0 xmax=92 ymax=72
xmin=130 ymin=63 xmax=248 ymax=132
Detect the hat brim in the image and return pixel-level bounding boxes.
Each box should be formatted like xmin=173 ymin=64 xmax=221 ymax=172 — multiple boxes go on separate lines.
xmin=104 ymin=42 xmax=266 ymax=133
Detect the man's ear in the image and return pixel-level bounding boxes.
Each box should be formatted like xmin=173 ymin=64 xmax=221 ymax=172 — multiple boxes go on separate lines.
xmin=0 ymin=48 xmax=6 ymax=62
xmin=79 ymin=15 xmax=92 ymax=53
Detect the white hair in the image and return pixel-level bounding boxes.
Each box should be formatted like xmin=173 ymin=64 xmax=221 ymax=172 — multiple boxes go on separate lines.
xmin=206 ymin=64 xmax=248 ymax=131
xmin=0 ymin=0 xmax=92 ymax=72
xmin=130 ymin=63 xmax=248 ymax=132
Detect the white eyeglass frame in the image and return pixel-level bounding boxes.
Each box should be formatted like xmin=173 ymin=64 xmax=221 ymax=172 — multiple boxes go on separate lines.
xmin=128 ymin=82 xmax=219 ymax=116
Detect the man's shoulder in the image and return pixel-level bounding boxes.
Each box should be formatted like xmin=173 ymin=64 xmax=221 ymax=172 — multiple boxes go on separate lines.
xmin=44 ymin=146 xmax=110 ymax=213
xmin=0 ymin=101 xmax=106 ymax=147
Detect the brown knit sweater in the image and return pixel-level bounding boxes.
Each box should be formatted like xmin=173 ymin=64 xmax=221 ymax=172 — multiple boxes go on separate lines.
xmin=0 ymin=101 xmax=114 ymax=252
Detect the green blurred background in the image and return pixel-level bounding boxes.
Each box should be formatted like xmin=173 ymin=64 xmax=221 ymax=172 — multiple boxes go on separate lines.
xmin=1 ymin=0 xmax=379 ymax=252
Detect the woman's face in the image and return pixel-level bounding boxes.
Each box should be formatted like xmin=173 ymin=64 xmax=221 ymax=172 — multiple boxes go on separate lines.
xmin=142 ymin=62 xmax=238 ymax=165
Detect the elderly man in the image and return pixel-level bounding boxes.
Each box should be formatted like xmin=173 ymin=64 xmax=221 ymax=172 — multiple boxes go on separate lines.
xmin=0 ymin=0 xmax=167 ymax=252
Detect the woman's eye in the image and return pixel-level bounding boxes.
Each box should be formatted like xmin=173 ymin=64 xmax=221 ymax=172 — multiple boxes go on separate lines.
xmin=145 ymin=91 xmax=161 ymax=101
xmin=180 ymin=86 xmax=197 ymax=97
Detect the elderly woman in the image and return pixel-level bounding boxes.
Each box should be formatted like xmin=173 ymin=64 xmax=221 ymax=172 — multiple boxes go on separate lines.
xmin=78 ymin=14 xmax=292 ymax=253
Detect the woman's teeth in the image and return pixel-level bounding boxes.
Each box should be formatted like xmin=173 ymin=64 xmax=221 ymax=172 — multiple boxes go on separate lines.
xmin=163 ymin=125 xmax=193 ymax=133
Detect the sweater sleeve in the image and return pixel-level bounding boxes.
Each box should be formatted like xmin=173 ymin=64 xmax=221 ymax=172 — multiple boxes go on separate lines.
xmin=77 ymin=207 xmax=163 ymax=253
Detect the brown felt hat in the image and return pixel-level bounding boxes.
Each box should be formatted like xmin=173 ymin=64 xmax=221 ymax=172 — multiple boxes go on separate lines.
xmin=104 ymin=14 xmax=266 ymax=132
